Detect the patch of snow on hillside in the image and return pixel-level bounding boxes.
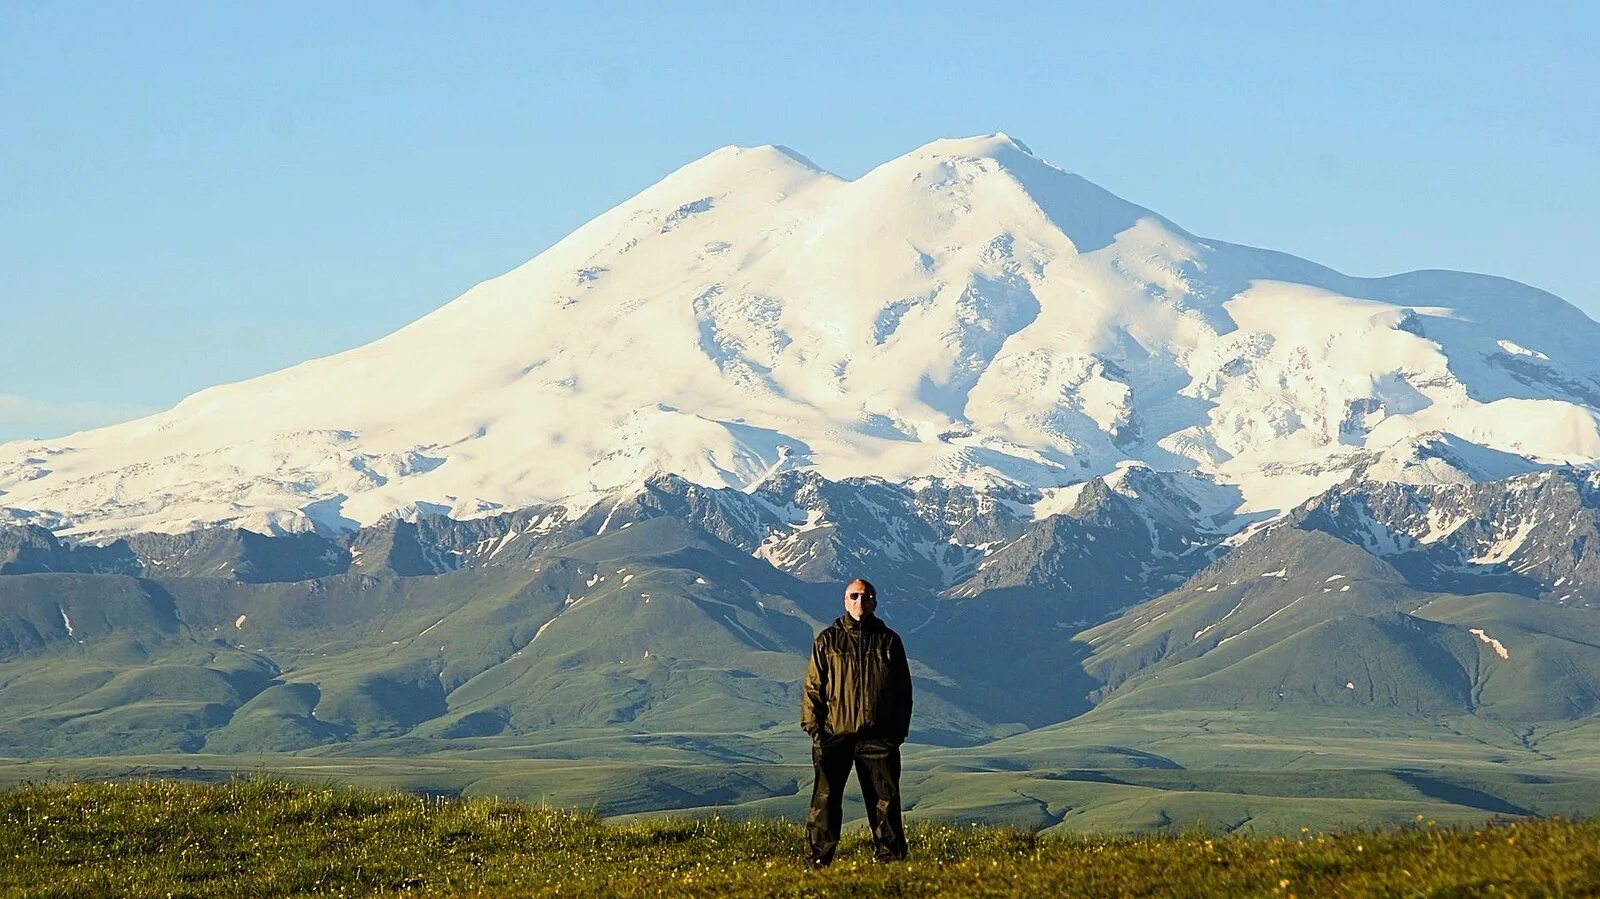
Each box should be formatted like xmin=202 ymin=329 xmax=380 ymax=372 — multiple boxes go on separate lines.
xmin=533 ymin=617 xmax=559 ymax=642
xmin=484 ymin=531 xmax=519 ymax=559
xmin=1030 ymin=483 xmax=1090 ymax=520
xmin=1498 ymin=339 xmax=1549 ymax=361
xmin=1469 ymin=519 xmax=1538 ymax=566
xmin=1217 ymin=595 xmax=1306 ymax=646
xmin=1420 ymin=507 xmax=1471 ymax=545
xmin=1469 ymin=627 xmax=1511 ymax=659
xmin=791 ymin=509 xmax=828 ymax=532
xmin=1194 ymin=598 xmax=1247 ymax=640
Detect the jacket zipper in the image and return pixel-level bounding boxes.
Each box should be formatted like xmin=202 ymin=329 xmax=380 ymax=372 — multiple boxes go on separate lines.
xmin=857 ymin=630 xmax=867 ymax=730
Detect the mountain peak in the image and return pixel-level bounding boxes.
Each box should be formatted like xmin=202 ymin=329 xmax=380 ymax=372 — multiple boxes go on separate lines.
xmin=702 ymin=142 xmax=823 ymax=170
xmin=636 ymin=143 xmax=836 ymax=207
xmin=668 ymin=143 xmax=829 ymax=185
xmin=908 ymin=132 xmax=1036 ymax=160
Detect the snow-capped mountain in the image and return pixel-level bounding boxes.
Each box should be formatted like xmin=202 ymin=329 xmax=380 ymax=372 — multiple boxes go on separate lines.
xmin=1288 ymin=466 xmax=1600 ymax=606
xmin=4 ymin=133 xmax=1600 ymax=538
xmin=0 ymin=465 xmax=1226 ymax=607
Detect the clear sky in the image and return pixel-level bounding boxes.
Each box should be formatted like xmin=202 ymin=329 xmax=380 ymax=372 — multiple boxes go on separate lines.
xmin=3 ymin=2 xmax=1596 ymax=442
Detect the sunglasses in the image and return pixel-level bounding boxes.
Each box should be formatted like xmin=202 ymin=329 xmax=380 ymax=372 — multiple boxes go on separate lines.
xmin=847 ymin=592 xmax=874 ymax=599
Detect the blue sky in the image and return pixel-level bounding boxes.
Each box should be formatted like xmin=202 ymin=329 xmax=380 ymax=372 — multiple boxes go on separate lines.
xmin=3 ymin=2 xmax=1596 ymax=441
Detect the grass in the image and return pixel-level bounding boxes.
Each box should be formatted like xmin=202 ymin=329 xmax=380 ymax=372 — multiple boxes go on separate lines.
xmin=11 ymin=722 xmax=1600 ymax=836
xmin=3 ymin=780 xmax=1599 ymax=896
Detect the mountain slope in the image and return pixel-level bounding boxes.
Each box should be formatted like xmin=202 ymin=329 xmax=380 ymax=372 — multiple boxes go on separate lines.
xmin=4 ymin=135 xmax=1599 ymax=538
xmin=1076 ymin=517 xmax=1600 ymax=725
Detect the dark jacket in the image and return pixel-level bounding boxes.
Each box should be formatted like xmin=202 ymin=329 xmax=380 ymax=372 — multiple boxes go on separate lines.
xmin=801 ymin=614 xmax=913 ymax=743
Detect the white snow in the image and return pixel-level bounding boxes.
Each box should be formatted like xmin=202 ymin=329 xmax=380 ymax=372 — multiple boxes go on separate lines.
xmin=234 ymin=614 xmax=247 ymax=629
xmin=417 ymin=618 xmax=446 ymax=638
xmin=59 ymin=606 xmax=75 ymax=638
xmin=1324 ymin=575 xmax=1345 ymax=582
xmin=1030 ymin=483 xmax=1091 ymax=520
xmin=1469 ymin=519 xmax=1539 ymax=566
xmin=486 ymin=530 xmax=519 ymax=559
xmin=1194 ymin=597 xmax=1247 ymax=640
xmin=790 ymin=509 xmax=829 ymax=532
xmin=1498 ymin=339 xmax=1549 ymax=360
xmin=1261 ymin=568 xmax=1288 ymax=578
xmin=1217 ymin=595 xmax=1306 ymax=646
xmin=1468 ymin=627 xmax=1511 ymax=659
xmin=6 ymin=133 xmax=1600 ymax=539
xmin=1419 ymin=508 xmax=1471 ymax=545
xmin=1131 ymin=610 xmax=1168 ymax=632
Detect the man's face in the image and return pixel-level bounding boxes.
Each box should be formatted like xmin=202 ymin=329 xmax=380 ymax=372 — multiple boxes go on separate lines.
xmin=844 ymin=581 xmax=877 ymax=620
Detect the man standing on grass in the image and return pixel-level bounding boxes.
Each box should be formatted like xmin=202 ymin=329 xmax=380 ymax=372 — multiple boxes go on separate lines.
xmin=801 ymin=577 xmax=913 ymax=867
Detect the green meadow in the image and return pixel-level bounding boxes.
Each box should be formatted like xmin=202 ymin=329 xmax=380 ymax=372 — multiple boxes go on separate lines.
xmin=4 ymin=779 xmax=1596 ymax=897
xmin=6 ymin=706 xmax=1600 ymax=837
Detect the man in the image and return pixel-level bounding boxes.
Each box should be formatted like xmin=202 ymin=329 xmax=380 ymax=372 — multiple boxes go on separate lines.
xmin=800 ymin=577 xmax=913 ymax=866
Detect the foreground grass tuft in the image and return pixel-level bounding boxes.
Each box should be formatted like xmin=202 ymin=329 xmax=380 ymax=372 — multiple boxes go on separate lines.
xmin=3 ymin=779 xmax=1598 ymax=896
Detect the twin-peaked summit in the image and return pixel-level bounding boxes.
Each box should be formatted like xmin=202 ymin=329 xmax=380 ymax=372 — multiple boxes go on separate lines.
xmin=4 ymin=134 xmax=1600 ymax=537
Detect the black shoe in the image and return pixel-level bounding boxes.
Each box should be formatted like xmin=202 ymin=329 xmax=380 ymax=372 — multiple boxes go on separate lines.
xmin=874 ymin=852 xmax=907 ymax=864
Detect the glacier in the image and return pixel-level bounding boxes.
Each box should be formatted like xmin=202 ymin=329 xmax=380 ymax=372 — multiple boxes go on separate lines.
xmin=4 ymin=133 xmax=1599 ymax=539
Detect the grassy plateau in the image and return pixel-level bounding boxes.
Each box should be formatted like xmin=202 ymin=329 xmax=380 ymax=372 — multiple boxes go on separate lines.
xmin=3 ymin=779 xmax=1598 ymax=897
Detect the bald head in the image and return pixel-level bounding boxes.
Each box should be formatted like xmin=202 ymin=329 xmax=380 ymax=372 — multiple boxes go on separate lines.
xmin=844 ymin=578 xmax=877 ymax=621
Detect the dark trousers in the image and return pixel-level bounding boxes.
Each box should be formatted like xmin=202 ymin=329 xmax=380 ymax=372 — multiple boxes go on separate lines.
xmin=804 ymin=734 xmax=908 ymax=865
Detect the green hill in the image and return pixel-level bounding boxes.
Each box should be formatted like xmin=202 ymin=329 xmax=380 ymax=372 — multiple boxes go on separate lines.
xmin=8 ymin=512 xmax=1600 ymax=831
